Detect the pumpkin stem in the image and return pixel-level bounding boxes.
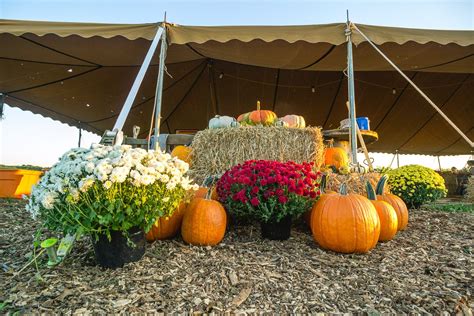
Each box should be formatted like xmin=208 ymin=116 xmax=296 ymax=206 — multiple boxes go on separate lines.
xmin=366 ymin=181 xmax=377 ymax=200
xmin=203 ymin=175 xmax=219 ymax=200
xmin=256 ymin=100 xmax=261 ymax=111
xmin=376 ymin=174 xmax=389 ymax=195
xmin=320 ymin=174 xmax=327 ymax=194
xmin=339 ymin=183 xmax=348 ymax=195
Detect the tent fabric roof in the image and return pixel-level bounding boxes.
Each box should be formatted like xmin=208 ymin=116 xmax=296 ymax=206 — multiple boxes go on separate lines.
xmin=1 ymin=19 xmax=473 ymax=155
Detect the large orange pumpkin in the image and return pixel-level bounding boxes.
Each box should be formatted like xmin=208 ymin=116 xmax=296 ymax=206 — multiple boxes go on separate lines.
xmin=171 ymin=146 xmax=192 ymax=164
xmin=324 ymin=144 xmax=349 ymax=169
xmin=145 ymin=203 xmax=186 ymax=241
xmin=311 ymin=184 xmax=380 ymax=253
xmin=376 ymin=175 xmax=409 ymax=231
xmin=181 ymin=193 xmax=227 ymax=246
xmin=237 ymin=101 xmax=277 ymax=126
xmin=366 ymin=181 xmax=398 ymax=242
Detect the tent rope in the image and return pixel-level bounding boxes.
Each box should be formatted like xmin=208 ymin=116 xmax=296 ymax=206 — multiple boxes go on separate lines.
xmin=352 ymin=22 xmax=473 ymax=148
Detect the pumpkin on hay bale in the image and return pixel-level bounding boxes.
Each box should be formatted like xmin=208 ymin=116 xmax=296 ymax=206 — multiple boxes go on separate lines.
xmin=188 ymin=126 xmax=324 ymax=185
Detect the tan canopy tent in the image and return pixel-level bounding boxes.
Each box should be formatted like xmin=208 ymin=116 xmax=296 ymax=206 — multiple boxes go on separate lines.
xmin=1 ymin=19 xmax=473 ymax=155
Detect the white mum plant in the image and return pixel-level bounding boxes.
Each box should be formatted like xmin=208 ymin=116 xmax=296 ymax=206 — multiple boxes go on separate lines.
xmin=27 ymin=144 xmax=198 ymax=240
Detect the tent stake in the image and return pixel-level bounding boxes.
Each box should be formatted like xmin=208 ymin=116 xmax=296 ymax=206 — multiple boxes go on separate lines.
xmin=352 ymin=23 xmax=474 ymax=149
xmin=346 ymin=12 xmax=358 ymax=165
xmin=153 ymin=21 xmax=168 ymax=150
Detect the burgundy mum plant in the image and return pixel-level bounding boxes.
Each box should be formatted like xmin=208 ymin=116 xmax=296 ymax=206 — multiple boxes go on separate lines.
xmin=216 ymin=160 xmax=321 ymax=223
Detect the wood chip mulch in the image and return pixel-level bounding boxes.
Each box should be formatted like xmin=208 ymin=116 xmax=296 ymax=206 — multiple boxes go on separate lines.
xmin=0 ymin=199 xmax=472 ymax=314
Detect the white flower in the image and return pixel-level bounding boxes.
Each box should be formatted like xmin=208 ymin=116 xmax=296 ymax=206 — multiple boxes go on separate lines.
xmin=41 ymin=191 xmax=58 ymax=210
xmin=103 ymin=180 xmax=112 ymax=189
xmin=110 ymin=166 xmax=129 ymax=183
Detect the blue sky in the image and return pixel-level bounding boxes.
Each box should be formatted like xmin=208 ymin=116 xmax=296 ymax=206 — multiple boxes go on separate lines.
xmin=1 ymin=0 xmax=473 ymax=167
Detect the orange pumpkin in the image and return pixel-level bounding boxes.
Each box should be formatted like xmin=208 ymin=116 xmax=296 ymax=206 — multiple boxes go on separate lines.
xmin=145 ymin=203 xmax=186 ymax=241
xmin=181 ymin=192 xmax=227 ymax=246
xmin=238 ymin=101 xmax=277 ymax=126
xmin=366 ymin=181 xmax=398 ymax=242
xmin=311 ymin=184 xmax=380 ymax=253
xmin=324 ymin=143 xmax=349 ymax=169
xmin=194 ymin=186 xmax=218 ymax=200
xmin=171 ymin=145 xmax=192 ymax=164
xmin=376 ymin=175 xmax=409 ymax=231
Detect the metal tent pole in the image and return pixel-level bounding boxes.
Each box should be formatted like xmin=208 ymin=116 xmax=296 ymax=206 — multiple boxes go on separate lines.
xmin=100 ymin=24 xmax=163 ymax=146
xmin=346 ymin=14 xmax=358 ymax=165
xmin=153 ymin=23 xmax=168 ymax=150
xmin=78 ymin=122 xmax=82 ymax=147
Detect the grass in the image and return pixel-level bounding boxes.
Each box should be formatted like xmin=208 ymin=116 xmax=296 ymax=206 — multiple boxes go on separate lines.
xmin=425 ymin=202 xmax=474 ymax=213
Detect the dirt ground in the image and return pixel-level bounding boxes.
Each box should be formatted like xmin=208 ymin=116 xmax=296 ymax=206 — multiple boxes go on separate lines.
xmin=0 ymin=198 xmax=472 ymax=314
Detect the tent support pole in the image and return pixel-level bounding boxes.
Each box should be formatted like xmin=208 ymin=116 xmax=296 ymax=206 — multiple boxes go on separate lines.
xmin=352 ymin=23 xmax=474 ymax=149
xmin=107 ymin=25 xmax=163 ymax=140
xmin=153 ymin=23 xmax=168 ymax=150
xmin=78 ymin=122 xmax=82 ymax=147
xmin=346 ymin=13 xmax=358 ymax=165
xmin=437 ymin=156 xmax=442 ymax=171
xmin=396 ymin=150 xmax=400 ymax=168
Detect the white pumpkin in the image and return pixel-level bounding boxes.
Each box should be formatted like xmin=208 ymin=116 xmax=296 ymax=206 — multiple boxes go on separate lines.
xmin=280 ymin=115 xmax=306 ymax=128
xmin=208 ymin=115 xmax=237 ymax=129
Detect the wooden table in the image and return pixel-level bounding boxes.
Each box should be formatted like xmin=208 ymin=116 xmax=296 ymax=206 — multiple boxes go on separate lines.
xmin=322 ymin=128 xmax=379 ymax=153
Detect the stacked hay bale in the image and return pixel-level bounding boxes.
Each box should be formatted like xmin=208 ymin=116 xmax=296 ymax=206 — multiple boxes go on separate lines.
xmin=466 ymin=176 xmax=474 ymax=202
xmin=188 ymin=126 xmax=324 ymax=185
xmin=326 ymin=172 xmax=386 ymax=195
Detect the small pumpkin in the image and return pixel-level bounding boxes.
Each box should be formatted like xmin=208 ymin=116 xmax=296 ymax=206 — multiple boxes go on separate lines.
xmin=171 ymin=145 xmax=192 ymax=164
xmin=376 ymin=175 xmax=409 ymax=231
xmin=366 ymin=181 xmax=398 ymax=242
xmin=208 ymin=115 xmax=237 ymax=129
xmin=237 ymin=101 xmax=277 ymax=126
xmin=181 ymin=189 xmax=227 ymax=246
xmin=279 ymin=114 xmax=306 ymax=128
xmin=194 ymin=186 xmax=219 ymax=200
xmin=274 ymin=119 xmax=289 ymax=127
xmin=311 ymin=183 xmax=380 ymax=253
xmin=324 ymin=141 xmax=349 ymax=170
xmin=145 ymin=203 xmax=186 ymax=241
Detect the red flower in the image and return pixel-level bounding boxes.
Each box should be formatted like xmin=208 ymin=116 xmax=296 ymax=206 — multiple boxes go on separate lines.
xmin=250 ymin=197 xmax=260 ymax=206
xmin=278 ymin=195 xmax=288 ymax=204
xmin=251 ymin=186 xmax=259 ymax=194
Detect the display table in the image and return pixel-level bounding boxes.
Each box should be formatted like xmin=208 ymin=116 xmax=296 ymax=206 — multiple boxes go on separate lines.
xmin=323 ymin=128 xmax=379 ymax=152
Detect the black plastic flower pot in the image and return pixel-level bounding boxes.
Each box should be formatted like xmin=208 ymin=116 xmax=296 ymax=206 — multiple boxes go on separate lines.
xmin=260 ymin=216 xmax=292 ymax=240
xmin=92 ymin=226 xmax=145 ymax=269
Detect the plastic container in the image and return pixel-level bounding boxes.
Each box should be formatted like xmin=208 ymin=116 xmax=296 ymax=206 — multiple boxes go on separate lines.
xmin=356 ymin=117 xmax=370 ymax=130
xmin=260 ymin=216 xmax=292 ymax=240
xmin=92 ymin=226 xmax=145 ymax=269
xmin=0 ymin=169 xmax=43 ymax=198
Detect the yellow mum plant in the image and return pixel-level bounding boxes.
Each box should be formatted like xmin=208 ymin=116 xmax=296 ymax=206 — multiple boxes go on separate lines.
xmin=386 ymin=165 xmax=447 ymax=208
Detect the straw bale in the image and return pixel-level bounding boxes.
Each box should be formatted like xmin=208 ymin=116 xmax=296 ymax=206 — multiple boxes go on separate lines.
xmin=465 ymin=176 xmax=474 ymax=202
xmin=188 ymin=126 xmax=324 ymax=185
xmin=326 ymin=172 xmax=385 ymax=195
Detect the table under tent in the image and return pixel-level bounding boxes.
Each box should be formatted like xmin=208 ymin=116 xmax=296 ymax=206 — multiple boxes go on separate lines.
xmin=1 ymin=19 xmax=473 ymax=183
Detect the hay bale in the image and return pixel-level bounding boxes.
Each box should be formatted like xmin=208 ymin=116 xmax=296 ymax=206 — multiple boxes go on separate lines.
xmin=189 ymin=126 xmax=324 ymax=185
xmin=465 ymin=176 xmax=474 ymax=202
xmin=326 ymin=172 xmax=384 ymax=195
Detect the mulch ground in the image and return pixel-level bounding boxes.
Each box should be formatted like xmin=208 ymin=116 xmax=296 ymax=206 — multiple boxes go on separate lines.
xmin=0 ymin=199 xmax=472 ymax=314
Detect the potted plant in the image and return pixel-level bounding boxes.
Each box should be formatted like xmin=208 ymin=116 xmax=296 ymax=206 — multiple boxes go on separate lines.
xmin=27 ymin=144 xmax=197 ymax=268
xmin=0 ymin=165 xmax=44 ymax=198
xmin=216 ymin=160 xmax=321 ymax=240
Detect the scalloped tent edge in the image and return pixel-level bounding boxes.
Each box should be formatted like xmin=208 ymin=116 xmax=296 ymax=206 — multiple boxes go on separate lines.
xmin=1 ymin=19 xmax=473 ymax=155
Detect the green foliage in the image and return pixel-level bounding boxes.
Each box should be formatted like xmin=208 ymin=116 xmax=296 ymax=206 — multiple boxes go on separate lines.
xmin=426 ymin=202 xmax=473 ymax=213
xmin=386 ymin=165 xmax=447 ymax=208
